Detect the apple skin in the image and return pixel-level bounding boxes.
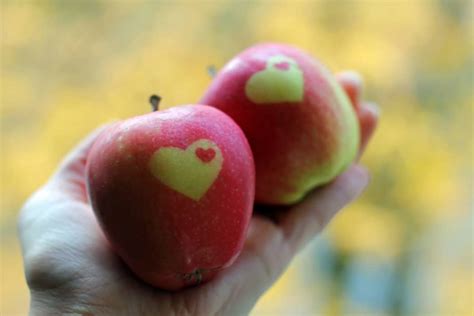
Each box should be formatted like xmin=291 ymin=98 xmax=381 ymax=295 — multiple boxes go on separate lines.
xmin=201 ymin=43 xmax=360 ymax=205
xmin=86 ymin=105 xmax=255 ymax=291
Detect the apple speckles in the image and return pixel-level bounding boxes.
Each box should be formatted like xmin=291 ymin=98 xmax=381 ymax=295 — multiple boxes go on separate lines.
xmin=157 ymin=106 xmax=194 ymax=122
xmin=245 ymin=54 xmax=304 ymax=104
xmin=116 ymin=133 xmax=136 ymax=162
xmin=117 ymin=134 xmax=126 ymax=152
xmin=148 ymin=139 xmax=224 ymax=201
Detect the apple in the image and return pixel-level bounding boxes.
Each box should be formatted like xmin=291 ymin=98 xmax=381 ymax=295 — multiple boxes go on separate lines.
xmin=86 ymin=101 xmax=255 ymax=290
xmin=201 ymin=43 xmax=360 ymax=205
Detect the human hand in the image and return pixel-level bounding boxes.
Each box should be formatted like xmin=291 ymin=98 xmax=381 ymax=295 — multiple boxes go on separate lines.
xmin=18 ymin=71 xmax=378 ymax=316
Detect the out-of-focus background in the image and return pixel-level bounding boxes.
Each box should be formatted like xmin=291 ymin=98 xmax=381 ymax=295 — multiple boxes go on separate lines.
xmin=1 ymin=1 xmax=472 ymax=315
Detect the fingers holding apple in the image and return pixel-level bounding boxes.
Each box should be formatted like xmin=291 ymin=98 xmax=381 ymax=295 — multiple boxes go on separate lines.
xmin=356 ymin=101 xmax=379 ymax=157
xmin=336 ymin=71 xmax=379 ymax=157
xmin=83 ymin=42 xmax=379 ymax=295
xmin=336 ymin=71 xmax=364 ymax=109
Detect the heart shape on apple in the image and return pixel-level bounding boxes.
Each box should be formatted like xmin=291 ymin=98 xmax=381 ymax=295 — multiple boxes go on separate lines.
xmin=195 ymin=147 xmax=216 ymax=162
xmin=245 ymin=54 xmax=304 ymax=104
xmin=148 ymin=139 xmax=223 ymax=201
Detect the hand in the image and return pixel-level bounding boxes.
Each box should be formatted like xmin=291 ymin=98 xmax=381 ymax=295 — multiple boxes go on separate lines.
xmin=18 ymin=72 xmax=378 ymax=316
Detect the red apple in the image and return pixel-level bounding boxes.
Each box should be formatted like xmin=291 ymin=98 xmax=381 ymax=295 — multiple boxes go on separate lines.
xmin=86 ymin=104 xmax=255 ymax=290
xmin=201 ymin=43 xmax=360 ymax=205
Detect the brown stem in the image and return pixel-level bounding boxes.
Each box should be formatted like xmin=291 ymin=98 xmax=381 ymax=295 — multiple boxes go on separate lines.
xmin=207 ymin=65 xmax=217 ymax=79
xmin=149 ymin=95 xmax=161 ymax=112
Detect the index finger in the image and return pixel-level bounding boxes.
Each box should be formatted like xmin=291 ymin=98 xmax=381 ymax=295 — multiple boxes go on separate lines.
xmin=280 ymin=164 xmax=369 ymax=253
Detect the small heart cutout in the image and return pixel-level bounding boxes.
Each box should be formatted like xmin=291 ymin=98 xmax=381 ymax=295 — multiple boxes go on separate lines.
xmin=274 ymin=61 xmax=290 ymax=70
xmin=195 ymin=147 xmax=216 ymax=162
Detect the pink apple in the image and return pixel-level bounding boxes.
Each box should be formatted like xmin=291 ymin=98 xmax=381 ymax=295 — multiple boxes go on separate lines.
xmin=86 ymin=104 xmax=255 ymax=290
xmin=201 ymin=43 xmax=360 ymax=205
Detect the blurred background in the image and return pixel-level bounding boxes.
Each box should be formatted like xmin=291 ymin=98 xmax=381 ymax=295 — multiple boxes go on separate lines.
xmin=1 ymin=0 xmax=472 ymax=315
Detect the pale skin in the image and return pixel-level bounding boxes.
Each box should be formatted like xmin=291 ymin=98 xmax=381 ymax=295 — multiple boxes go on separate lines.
xmin=18 ymin=72 xmax=379 ymax=316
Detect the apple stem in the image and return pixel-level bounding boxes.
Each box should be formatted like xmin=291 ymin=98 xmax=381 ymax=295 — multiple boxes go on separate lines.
xmin=207 ymin=65 xmax=217 ymax=78
xmin=182 ymin=269 xmax=203 ymax=285
xmin=195 ymin=269 xmax=202 ymax=285
xmin=149 ymin=95 xmax=161 ymax=112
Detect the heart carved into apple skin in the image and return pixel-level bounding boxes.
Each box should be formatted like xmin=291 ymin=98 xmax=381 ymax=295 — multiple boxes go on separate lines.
xmin=86 ymin=105 xmax=255 ymax=290
xmin=201 ymin=43 xmax=360 ymax=205
xmin=149 ymin=139 xmax=223 ymax=201
xmin=245 ymin=54 xmax=304 ymax=104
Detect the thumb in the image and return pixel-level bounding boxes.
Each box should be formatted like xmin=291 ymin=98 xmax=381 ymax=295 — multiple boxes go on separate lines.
xmin=50 ymin=124 xmax=113 ymax=202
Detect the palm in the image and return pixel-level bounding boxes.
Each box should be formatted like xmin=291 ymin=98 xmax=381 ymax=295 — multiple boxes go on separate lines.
xmin=19 ymin=72 xmax=378 ymax=315
xmin=20 ymin=182 xmax=293 ymax=315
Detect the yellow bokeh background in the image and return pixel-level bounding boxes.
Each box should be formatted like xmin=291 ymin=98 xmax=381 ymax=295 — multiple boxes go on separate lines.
xmin=1 ymin=1 xmax=472 ymax=315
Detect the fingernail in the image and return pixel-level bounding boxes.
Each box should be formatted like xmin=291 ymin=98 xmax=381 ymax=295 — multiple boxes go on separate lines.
xmin=364 ymin=102 xmax=381 ymax=117
xmin=340 ymin=70 xmax=363 ymax=87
